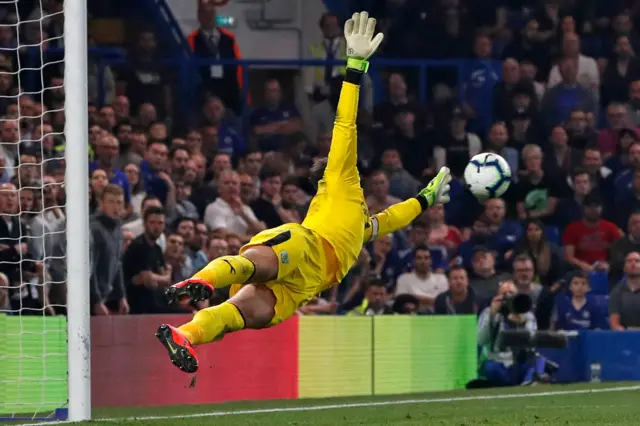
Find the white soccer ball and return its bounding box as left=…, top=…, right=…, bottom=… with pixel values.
left=463, top=153, right=512, bottom=201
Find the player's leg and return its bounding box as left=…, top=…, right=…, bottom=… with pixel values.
left=164, top=234, right=283, bottom=305
left=157, top=224, right=319, bottom=372
left=155, top=286, right=271, bottom=374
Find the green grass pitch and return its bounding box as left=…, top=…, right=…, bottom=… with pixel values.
left=13, top=383, right=640, bottom=425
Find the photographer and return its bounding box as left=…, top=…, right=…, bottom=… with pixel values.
left=477, top=280, right=546, bottom=386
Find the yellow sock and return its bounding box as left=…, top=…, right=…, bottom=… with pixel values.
left=178, top=302, right=246, bottom=345
left=193, top=255, right=256, bottom=288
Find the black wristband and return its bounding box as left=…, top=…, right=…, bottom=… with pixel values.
left=344, top=69, right=363, bottom=85
left=415, top=196, right=429, bottom=211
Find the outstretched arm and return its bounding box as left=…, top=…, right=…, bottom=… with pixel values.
left=322, top=12, right=383, bottom=187
left=363, top=167, right=452, bottom=242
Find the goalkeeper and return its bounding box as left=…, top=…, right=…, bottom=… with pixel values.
left=156, top=12, right=452, bottom=373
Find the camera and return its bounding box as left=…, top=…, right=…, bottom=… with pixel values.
left=499, top=293, right=533, bottom=317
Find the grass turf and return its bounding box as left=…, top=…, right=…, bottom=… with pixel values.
left=11, top=383, right=640, bottom=425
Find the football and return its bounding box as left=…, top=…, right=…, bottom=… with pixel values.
left=463, top=153, right=512, bottom=201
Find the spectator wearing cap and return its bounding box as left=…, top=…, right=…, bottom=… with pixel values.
left=506, top=104, right=538, bottom=150
left=601, top=35, right=640, bottom=108
left=434, top=266, right=477, bottom=315
left=599, top=103, right=640, bottom=159
left=433, top=107, right=482, bottom=178
left=187, top=0, right=243, bottom=115
left=541, top=57, right=598, bottom=131
left=562, top=191, right=623, bottom=273
left=250, top=79, right=303, bottom=153
left=609, top=251, right=640, bottom=330
left=492, top=59, right=538, bottom=123
left=610, top=212, right=640, bottom=285
left=486, top=122, right=519, bottom=179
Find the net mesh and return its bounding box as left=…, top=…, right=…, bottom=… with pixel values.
left=0, top=0, right=68, bottom=420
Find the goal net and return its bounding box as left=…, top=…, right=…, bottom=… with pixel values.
left=0, top=0, right=90, bottom=421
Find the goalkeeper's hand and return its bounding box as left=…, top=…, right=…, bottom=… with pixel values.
left=418, top=167, right=452, bottom=207
left=344, top=11, right=384, bottom=73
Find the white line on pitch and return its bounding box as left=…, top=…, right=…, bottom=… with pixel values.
left=16, top=384, right=640, bottom=425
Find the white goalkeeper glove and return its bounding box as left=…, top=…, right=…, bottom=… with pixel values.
left=344, top=11, right=384, bottom=73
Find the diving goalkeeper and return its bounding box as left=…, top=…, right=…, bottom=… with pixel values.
left=156, top=12, right=452, bottom=373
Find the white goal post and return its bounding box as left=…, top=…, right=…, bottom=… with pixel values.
left=64, top=0, right=91, bottom=421
left=0, top=0, right=90, bottom=422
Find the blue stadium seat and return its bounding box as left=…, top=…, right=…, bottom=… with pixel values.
left=588, top=271, right=610, bottom=295
left=545, top=225, right=561, bottom=245
left=590, top=294, right=609, bottom=313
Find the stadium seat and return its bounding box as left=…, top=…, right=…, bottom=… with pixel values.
left=588, top=271, right=610, bottom=295
left=545, top=225, right=561, bottom=245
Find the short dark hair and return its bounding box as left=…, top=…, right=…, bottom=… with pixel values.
left=448, top=265, right=468, bottom=277
left=571, top=167, right=589, bottom=179
left=318, top=12, right=339, bottom=28
left=259, top=167, right=281, bottom=182
left=414, top=244, right=430, bottom=255
left=366, top=278, right=387, bottom=290
left=282, top=176, right=300, bottom=188
left=141, top=195, right=160, bottom=209
left=170, top=146, right=189, bottom=159
left=143, top=206, right=165, bottom=221
left=176, top=217, right=195, bottom=227
left=571, top=270, right=589, bottom=282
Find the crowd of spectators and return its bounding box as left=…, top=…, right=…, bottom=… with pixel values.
left=2, top=0, right=640, bottom=334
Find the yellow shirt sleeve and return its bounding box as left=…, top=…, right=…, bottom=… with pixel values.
left=363, top=198, right=423, bottom=243
left=322, top=81, right=360, bottom=187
